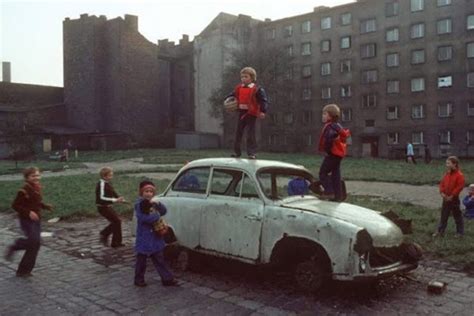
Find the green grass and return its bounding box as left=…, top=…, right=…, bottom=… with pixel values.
left=0, top=159, right=86, bottom=175
left=347, top=195, right=474, bottom=269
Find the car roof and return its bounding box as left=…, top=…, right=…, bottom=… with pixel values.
left=184, top=158, right=310, bottom=174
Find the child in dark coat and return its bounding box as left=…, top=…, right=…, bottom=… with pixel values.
left=5, top=167, right=53, bottom=277
left=463, top=184, right=474, bottom=219
left=134, top=180, right=177, bottom=287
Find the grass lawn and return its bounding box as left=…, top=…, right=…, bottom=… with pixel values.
left=0, top=159, right=86, bottom=175
left=31, top=148, right=473, bottom=185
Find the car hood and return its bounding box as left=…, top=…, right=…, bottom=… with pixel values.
left=281, top=199, right=404, bottom=247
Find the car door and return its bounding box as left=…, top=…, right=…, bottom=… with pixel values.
left=199, top=168, right=264, bottom=261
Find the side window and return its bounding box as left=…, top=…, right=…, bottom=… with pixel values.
left=210, top=169, right=235, bottom=195
left=235, top=174, right=260, bottom=199
left=173, top=167, right=209, bottom=193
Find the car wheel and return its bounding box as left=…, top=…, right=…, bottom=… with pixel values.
left=294, top=258, right=329, bottom=293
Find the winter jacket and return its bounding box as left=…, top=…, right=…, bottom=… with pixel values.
left=287, top=178, right=309, bottom=196
left=226, top=83, right=269, bottom=117
left=439, top=169, right=465, bottom=198
left=96, top=179, right=119, bottom=206
left=463, top=195, right=474, bottom=218
left=134, top=197, right=168, bottom=255
left=12, top=182, right=48, bottom=219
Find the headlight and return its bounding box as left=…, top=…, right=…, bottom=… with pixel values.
left=359, top=252, right=368, bottom=272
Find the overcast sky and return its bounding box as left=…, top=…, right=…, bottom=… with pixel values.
left=0, top=0, right=354, bottom=87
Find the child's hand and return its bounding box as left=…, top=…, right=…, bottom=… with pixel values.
left=259, top=113, right=266, bottom=119
left=43, top=203, right=54, bottom=212
left=29, top=211, right=39, bottom=221
left=117, top=197, right=125, bottom=203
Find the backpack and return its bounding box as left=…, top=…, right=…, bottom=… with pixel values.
left=331, top=126, right=351, bottom=158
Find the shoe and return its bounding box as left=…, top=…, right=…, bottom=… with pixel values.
left=99, top=234, right=108, bottom=246
left=248, top=155, right=256, bottom=160
left=4, top=246, right=14, bottom=262
left=432, top=232, right=444, bottom=238
left=16, top=272, right=33, bottom=278
left=162, top=279, right=179, bottom=286
left=111, top=243, right=125, bottom=248
left=231, top=154, right=241, bottom=158
left=134, top=282, right=147, bottom=287
left=454, top=233, right=464, bottom=239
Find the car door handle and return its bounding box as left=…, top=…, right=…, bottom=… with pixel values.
left=244, top=215, right=261, bottom=221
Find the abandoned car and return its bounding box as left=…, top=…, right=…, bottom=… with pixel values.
left=157, top=158, right=420, bottom=292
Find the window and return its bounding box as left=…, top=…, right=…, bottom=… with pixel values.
left=361, top=43, right=376, bottom=58
left=341, top=85, right=352, bottom=97
left=301, top=42, right=311, bottom=56
left=386, top=53, right=399, bottom=67
left=268, top=134, right=278, bottom=146
left=438, top=102, right=453, bottom=117
left=321, top=17, right=332, bottom=30
left=387, top=106, right=399, bottom=120
left=467, top=131, right=474, bottom=144
left=283, top=112, right=294, bottom=125
left=284, top=25, right=293, bottom=37
left=301, top=65, right=312, bottom=78
left=386, top=28, right=399, bottom=42
left=302, top=88, right=312, bottom=100
left=411, top=23, right=425, bottom=39
left=362, top=94, right=377, bottom=107
left=439, top=131, right=452, bottom=144
left=301, top=20, right=311, bottom=33
left=362, top=69, right=378, bottom=84
left=437, top=0, right=451, bottom=6
left=412, top=104, right=425, bottom=119
left=342, top=108, right=352, bottom=121
left=285, top=67, right=294, bottom=80
left=265, top=28, right=276, bottom=40
left=468, top=42, right=474, bottom=58
left=438, top=75, right=452, bottom=88
left=302, top=111, right=313, bottom=125
left=210, top=169, right=238, bottom=195
left=468, top=73, right=474, bottom=87
left=340, top=36, right=351, bottom=49
left=341, top=13, right=351, bottom=25
left=321, top=40, right=331, bottom=52
left=173, top=167, right=209, bottom=193
left=321, top=62, right=331, bottom=76
left=437, top=19, right=452, bottom=34
left=286, top=45, right=293, bottom=57
left=468, top=102, right=474, bottom=116
left=412, top=132, right=424, bottom=145
left=269, top=113, right=279, bottom=125
left=340, top=59, right=352, bottom=73
left=438, top=46, right=453, bottom=61
left=386, top=2, right=400, bottom=17
left=365, top=120, right=375, bottom=127
left=234, top=174, right=259, bottom=199
left=387, top=80, right=400, bottom=94
left=411, top=0, right=424, bottom=12
left=411, top=49, right=425, bottom=64
left=360, top=18, right=376, bottom=33
left=411, top=78, right=425, bottom=92
left=387, top=132, right=399, bottom=145
left=468, top=15, right=474, bottom=30
left=321, top=87, right=331, bottom=99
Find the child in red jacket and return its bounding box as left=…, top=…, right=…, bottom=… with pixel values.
left=318, top=104, right=350, bottom=202
left=433, top=156, right=465, bottom=238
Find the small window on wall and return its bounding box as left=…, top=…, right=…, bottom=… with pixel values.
left=362, top=94, right=377, bottom=108
left=411, top=23, right=425, bottom=39
left=266, top=28, right=276, bottom=40
left=437, top=0, right=451, bottom=7
left=302, top=88, right=312, bottom=100
left=387, top=132, right=399, bottom=145
left=467, top=130, right=474, bottom=144
left=340, top=59, right=352, bottom=73
left=438, top=75, right=452, bottom=88
left=321, top=17, right=332, bottom=30
left=468, top=102, right=474, bottom=116
left=341, top=13, right=352, bottom=25
left=387, top=80, right=400, bottom=94
left=321, top=62, right=331, bottom=76
left=361, top=43, right=376, bottom=58
left=341, top=85, right=352, bottom=97
left=468, top=42, right=474, bottom=58
left=321, top=40, right=331, bottom=52
left=302, top=111, right=312, bottom=125
left=284, top=25, right=293, bottom=37
left=411, top=0, right=424, bottom=12
left=321, top=87, right=332, bottom=99
left=437, top=19, right=452, bottom=35
left=386, top=28, right=399, bottom=42
left=438, top=102, right=453, bottom=117
left=301, top=20, right=311, bottom=33
left=301, top=65, right=312, bottom=78
left=362, top=69, right=378, bottom=84
left=411, top=78, right=425, bottom=92
left=468, top=73, right=474, bottom=87
left=284, top=112, right=294, bottom=125
left=438, top=46, right=453, bottom=61
left=386, top=2, right=399, bottom=17
left=412, top=131, right=424, bottom=144
left=387, top=106, right=399, bottom=120
left=411, top=49, right=425, bottom=64
left=439, top=131, right=452, bottom=144
left=286, top=45, right=294, bottom=57
left=301, top=42, right=312, bottom=56
left=468, top=15, right=474, bottom=30
left=386, top=53, right=399, bottom=67
left=360, top=18, right=376, bottom=33
left=269, top=134, right=278, bottom=146
left=412, top=104, right=425, bottom=119
left=365, top=120, right=375, bottom=127
left=341, top=108, right=352, bottom=122
left=340, top=36, right=351, bottom=49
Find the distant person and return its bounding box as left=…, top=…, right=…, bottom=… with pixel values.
left=96, top=167, right=125, bottom=248
left=424, top=144, right=432, bottom=164
left=288, top=177, right=309, bottom=196
left=318, top=104, right=351, bottom=202
left=463, top=184, right=474, bottom=219
left=225, top=66, right=269, bottom=160
left=433, top=156, right=465, bottom=238
left=4, top=167, right=53, bottom=277
left=176, top=173, right=200, bottom=191
left=406, top=142, right=416, bottom=164
left=134, top=180, right=177, bottom=287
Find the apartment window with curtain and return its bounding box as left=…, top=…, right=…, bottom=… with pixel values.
left=412, top=104, right=425, bottom=119
left=437, top=18, right=452, bottom=35
left=411, top=23, right=425, bottom=39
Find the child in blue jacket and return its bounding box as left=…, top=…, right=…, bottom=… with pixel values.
left=463, top=184, right=474, bottom=219
left=134, top=180, right=177, bottom=287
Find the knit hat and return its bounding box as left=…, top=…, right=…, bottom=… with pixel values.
left=139, top=180, right=156, bottom=196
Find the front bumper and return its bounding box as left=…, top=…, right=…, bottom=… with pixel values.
left=352, top=261, right=417, bottom=281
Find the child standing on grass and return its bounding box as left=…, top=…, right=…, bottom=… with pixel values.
left=134, top=180, right=177, bottom=287
left=96, top=167, right=125, bottom=248
left=433, top=156, right=465, bottom=238
left=225, top=66, right=269, bottom=160
left=318, top=104, right=350, bottom=202
left=4, top=167, right=53, bottom=277
left=463, top=184, right=474, bottom=219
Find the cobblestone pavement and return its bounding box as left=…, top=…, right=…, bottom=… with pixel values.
left=1, top=213, right=474, bottom=315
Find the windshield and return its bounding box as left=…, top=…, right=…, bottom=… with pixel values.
left=257, top=168, right=317, bottom=200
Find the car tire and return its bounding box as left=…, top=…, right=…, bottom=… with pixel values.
left=294, top=258, right=329, bottom=293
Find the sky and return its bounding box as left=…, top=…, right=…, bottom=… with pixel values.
left=0, top=0, right=354, bottom=87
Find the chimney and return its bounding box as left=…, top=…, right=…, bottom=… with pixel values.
left=2, top=62, right=11, bottom=82
left=124, top=14, right=138, bottom=31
